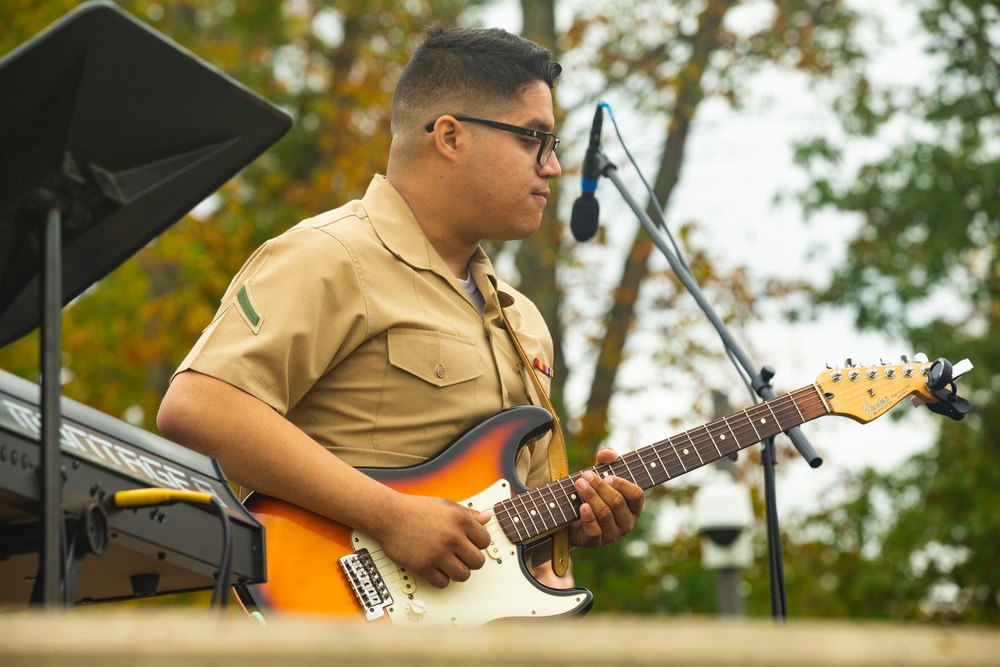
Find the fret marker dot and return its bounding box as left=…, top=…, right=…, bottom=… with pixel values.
left=651, top=462, right=657, bottom=468
left=760, top=418, right=767, bottom=424
left=602, top=472, right=610, bottom=477
left=720, top=434, right=726, bottom=440
left=513, top=517, right=520, bottom=523
left=549, top=502, right=555, bottom=508
left=683, top=448, right=689, bottom=455
left=530, top=510, right=536, bottom=516
left=570, top=493, right=577, bottom=500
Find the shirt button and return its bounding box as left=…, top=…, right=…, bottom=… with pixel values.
left=436, top=364, right=446, bottom=378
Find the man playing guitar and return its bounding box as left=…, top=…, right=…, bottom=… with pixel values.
left=157, top=25, right=644, bottom=605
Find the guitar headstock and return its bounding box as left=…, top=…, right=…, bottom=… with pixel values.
left=815, top=355, right=973, bottom=424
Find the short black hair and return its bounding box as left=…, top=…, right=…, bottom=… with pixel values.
left=392, top=26, right=561, bottom=134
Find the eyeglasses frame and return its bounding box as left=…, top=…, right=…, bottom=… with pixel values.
left=424, top=115, right=559, bottom=166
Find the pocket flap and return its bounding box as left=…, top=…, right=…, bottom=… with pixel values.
left=387, top=329, right=483, bottom=387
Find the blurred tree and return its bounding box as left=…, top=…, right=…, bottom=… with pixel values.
left=517, top=0, right=568, bottom=414
left=789, top=0, right=1000, bottom=623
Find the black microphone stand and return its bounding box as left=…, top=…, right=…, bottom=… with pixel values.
left=589, top=148, right=823, bottom=620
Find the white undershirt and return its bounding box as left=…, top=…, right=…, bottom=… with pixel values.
left=458, top=271, right=485, bottom=315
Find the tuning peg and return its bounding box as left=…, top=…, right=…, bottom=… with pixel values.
left=844, top=357, right=854, bottom=368
left=901, top=354, right=909, bottom=363
left=914, top=352, right=929, bottom=363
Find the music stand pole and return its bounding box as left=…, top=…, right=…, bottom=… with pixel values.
left=40, top=200, right=65, bottom=605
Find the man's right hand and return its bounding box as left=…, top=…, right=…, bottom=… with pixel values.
left=159, top=372, right=494, bottom=589
left=372, top=493, right=492, bottom=589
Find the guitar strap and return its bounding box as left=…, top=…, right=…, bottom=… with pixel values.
left=499, top=307, right=570, bottom=578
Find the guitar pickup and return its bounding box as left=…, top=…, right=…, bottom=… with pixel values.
left=339, top=548, right=393, bottom=621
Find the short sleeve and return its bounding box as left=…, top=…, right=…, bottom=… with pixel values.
left=175, top=226, right=370, bottom=415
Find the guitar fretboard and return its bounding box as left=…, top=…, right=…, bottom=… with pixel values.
left=493, top=384, right=830, bottom=545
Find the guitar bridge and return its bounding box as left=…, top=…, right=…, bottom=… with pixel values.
left=339, top=548, right=393, bottom=621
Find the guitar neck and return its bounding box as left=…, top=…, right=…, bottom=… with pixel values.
left=494, top=383, right=830, bottom=545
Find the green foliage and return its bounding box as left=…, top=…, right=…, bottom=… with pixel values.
left=790, top=0, right=1000, bottom=623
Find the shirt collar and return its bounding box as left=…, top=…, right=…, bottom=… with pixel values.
left=362, top=175, right=435, bottom=271
left=362, top=174, right=498, bottom=287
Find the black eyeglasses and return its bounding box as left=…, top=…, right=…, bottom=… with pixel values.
left=425, top=115, right=559, bottom=166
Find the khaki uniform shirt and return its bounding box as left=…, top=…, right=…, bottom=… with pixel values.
left=176, top=175, right=553, bottom=488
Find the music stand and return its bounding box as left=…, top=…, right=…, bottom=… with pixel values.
left=0, top=0, right=292, bottom=604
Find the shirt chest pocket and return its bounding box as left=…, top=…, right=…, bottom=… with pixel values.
left=387, top=328, right=483, bottom=387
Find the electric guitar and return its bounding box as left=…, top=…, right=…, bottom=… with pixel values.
left=234, top=356, right=971, bottom=626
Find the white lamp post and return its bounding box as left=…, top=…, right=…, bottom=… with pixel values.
left=692, top=468, right=755, bottom=615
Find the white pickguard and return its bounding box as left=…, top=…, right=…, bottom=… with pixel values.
left=350, top=479, right=590, bottom=627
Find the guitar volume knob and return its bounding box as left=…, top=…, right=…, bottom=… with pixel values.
left=406, top=599, right=427, bottom=621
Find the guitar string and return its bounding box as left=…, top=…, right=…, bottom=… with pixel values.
left=362, top=516, right=514, bottom=597
left=490, top=388, right=819, bottom=534
left=354, top=368, right=920, bottom=602
left=491, top=371, right=916, bottom=535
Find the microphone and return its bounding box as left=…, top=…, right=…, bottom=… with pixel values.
left=570, top=103, right=604, bottom=242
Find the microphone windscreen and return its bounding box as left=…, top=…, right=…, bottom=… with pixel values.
left=570, top=195, right=600, bottom=242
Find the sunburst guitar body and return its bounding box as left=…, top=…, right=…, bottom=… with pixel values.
left=235, top=356, right=971, bottom=627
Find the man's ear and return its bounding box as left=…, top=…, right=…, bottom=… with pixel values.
left=427, top=115, right=466, bottom=165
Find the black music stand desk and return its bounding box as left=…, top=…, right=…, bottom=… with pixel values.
left=0, top=0, right=291, bottom=605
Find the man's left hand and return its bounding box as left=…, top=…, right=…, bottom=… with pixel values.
left=568, top=447, right=645, bottom=548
